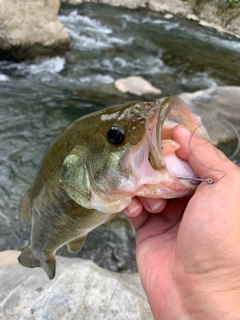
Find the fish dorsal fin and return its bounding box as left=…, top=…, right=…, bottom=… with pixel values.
left=67, top=236, right=86, bottom=253
left=18, top=190, right=31, bottom=224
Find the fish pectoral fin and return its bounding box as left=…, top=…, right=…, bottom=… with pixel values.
left=67, top=236, right=87, bottom=253
left=18, top=245, right=56, bottom=280
left=18, top=190, right=31, bottom=224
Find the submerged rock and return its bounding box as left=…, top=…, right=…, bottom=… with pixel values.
left=0, top=0, right=70, bottom=61
left=0, top=251, right=153, bottom=320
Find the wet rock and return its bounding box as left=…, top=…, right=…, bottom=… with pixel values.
left=115, top=76, right=161, bottom=96
left=0, top=0, right=70, bottom=61
left=148, top=0, right=191, bottom=15
left=61, top=0, right=146, bottom=8
left=179, top=86, right=240, bottom=144
left=0, top=251, right=153, bottom=320
left=61, top=0, right=191, bottom=13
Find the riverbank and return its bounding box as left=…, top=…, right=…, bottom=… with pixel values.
left=61, top=0, right=240, bottom=37
left=0, top=0, right=239, bottom=61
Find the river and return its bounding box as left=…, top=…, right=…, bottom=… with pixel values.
left=0, top=3, right=239, bottom=272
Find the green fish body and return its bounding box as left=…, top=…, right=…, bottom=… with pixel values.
left=18, top=97, right=209, bottom=279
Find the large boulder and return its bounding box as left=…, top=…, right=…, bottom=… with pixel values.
left=0, top=251, right=153, bottom=320
left=0, top=0, right=70, bottom=61
left=114, top=80, right=240, bottom=145
left=178, top=86, right=240, bottom=145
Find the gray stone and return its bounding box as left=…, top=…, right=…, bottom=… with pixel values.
left=0, top=251, right=153, bottom=320
left=0, top=0, right=70, bottom=61
left=61, top=0, right=191, bottom=13
left=115, top=76, right=161, bottom=96
left=178, top=86, right=240, bottom=144
left=148, top=0, right=191, bottom=15
left=196, top=2, right=240, bottom=36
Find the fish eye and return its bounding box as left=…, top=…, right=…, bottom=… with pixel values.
left=107, top=126, right=125, bottom=145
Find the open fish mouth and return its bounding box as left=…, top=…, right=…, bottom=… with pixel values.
left=122, top=96, right=210, bottom=200
left=146, top=97, right=172, bottom=170
left=60, top=96, right=209, bottom=214
left=147, top=96, right=209, bottom=173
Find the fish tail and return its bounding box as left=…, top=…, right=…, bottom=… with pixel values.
left=18, top=246, right=41, bottom=268
left=18, top=246, right=56, bottom=280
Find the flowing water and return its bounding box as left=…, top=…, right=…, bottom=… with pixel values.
left=0, top=3, right=239, bottom=272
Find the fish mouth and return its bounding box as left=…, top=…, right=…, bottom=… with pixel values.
left=130, top=96, right=210, bottom=196
left=146, top=97, right=172, bottom=170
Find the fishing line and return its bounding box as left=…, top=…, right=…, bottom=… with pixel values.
left=178, top=119, right=240, bottom=185
left=103, top=272, right=122, bottom=319
left=223, top=119, right=240, bottom=160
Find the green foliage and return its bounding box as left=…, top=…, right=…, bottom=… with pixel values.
left=186, top=0, right=240, bottom=10
left=227, top=0, right=239, bottom=9
left=187, top=0, right=239, bottom=7
left=227, top=0, right=239, bottom=7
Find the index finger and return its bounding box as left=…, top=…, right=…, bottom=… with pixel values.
left=172, top=125, right=238, bottom=182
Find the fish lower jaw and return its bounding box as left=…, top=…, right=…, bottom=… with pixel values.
left=124, top=150, right=198, bottom=199
left=133, top=177, right=196, bottom=199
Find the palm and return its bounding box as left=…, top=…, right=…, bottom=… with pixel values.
left=135, top=197, right=189, bottom=317
left=124, top=126, right=240, bottom=319
left=135, top=178, right=240, bottom=318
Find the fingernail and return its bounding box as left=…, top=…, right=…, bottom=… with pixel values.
left=146, top=199, right=163, bottom=212
left=178, top=124, right=191, bottom=136
left=126, top=201, right=140, bottom=215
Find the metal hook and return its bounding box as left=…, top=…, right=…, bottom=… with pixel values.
left=177, top=177, right=214, bottom=184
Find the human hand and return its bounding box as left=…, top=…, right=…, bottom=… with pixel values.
left=123, top=125, right=240, bottom=320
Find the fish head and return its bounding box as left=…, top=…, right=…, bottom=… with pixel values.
left=60, top=97, right=209, bottom=214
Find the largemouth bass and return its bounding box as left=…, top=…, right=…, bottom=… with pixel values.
left=18, top=96, right=208, bottom=279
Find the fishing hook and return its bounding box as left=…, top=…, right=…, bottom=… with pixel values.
left=177, top=177, right=214, bottom=184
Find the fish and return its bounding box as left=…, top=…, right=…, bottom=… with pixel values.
left=18, top=96, right=209, bottom=279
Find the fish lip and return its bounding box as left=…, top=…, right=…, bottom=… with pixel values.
left=144, top=96, right=207, bottom=190
left=146, top=97, right=174, bottom=171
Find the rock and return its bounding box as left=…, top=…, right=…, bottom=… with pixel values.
left=0, top=251, right=153, bottom=320
left=194, top=1, right=240, bottom=36
left=114, top=76, right=161, bottom=96
left=148, top=0, right=191, bottom=15
left=178, top=86, right=240, bottom=145
left=61, top=0, right=191, bottom=14
left=0, top=0, right=70, bottom=61
left=62, top=0, right=83, bottom=4
left=61, top=0, right=148, bottom=8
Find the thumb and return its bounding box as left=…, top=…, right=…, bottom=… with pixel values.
left=172, top=124, right=235, bottom=181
